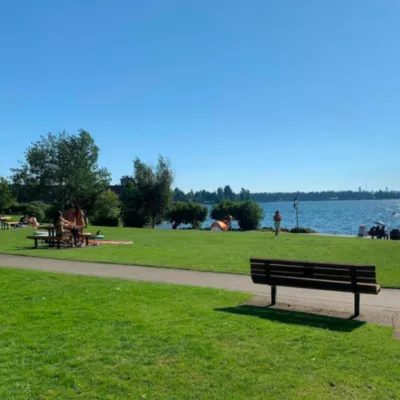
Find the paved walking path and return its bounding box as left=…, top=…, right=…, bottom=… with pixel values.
left=0, top=254, right=399, bottom=329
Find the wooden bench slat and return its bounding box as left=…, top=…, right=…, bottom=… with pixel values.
left=268, top=271, right=377, bottom=284
left=250, top=258, right=376, bottom=271
left=266, top=265, right=376, bottom=278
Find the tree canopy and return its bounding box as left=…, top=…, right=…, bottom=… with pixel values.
left=0, top=177, right=15, bottom=213
left=121, top=156, right=173, bottom=228
left=11, top=130, right=110, bottom=215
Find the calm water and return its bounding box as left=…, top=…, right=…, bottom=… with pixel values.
left=160, top=200, right=400, bottom=235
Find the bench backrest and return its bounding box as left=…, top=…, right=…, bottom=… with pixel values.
left=250, top=258, right=379, bottom=294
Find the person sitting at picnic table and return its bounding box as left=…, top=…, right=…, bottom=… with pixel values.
left=27, top=215, right=39, bottom=229
left=74, top=206, right=87, bottom=247
left=17, top=215, right=29, bottom=227
left=55, top=211, right=74, bottom=247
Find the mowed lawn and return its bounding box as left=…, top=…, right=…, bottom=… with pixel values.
left=1, top=267, right=399, bottom=399
left=0, top=226, right=399, bottom=287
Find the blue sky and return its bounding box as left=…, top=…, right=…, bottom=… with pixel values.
left=1, top=0, right=399, bottom=192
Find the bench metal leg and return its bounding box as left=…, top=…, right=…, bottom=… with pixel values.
left=34, top=239, right=38, bottom=249
left=354, top=293, right=360, bottom=316
left=271, top=285, right=277, bottom=306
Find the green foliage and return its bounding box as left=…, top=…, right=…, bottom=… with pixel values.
left=167, top=202, right=208, bottom=229
left=9, top=202, right=28, bottom=216
left=211, top=200, right=264, bottom=230
left=25, top=201, right=49, bottom=222
left=0, top=177, right=15, bottom=213
left=120, top=156, right=173, bottom=228
left=91, top=190, right=120, bottom=227
left=290, top=227, right=317, bottom=234
left=235, top=200, right=264, bottom=230
left=120, top=181, right=149, bottom=228
left=45, top=202, right=63, bottom=223
left=11, top=130, right=111, bottom=215
left=211, top=200, right=237, bottom=221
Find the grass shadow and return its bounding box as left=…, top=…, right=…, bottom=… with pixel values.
left=216, top=305, right=365, bottom=332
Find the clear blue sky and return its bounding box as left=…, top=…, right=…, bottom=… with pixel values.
left=1, top=0, right=399, bottom=192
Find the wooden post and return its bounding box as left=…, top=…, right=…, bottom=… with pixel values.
left=271, top=285, right=277, bottom=305
left=354, top=293, right=360, bottom=316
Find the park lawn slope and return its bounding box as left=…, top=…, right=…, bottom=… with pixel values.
left=0, top=227, right=399, bottom=287
left=0, top=267, right=399, bottom=399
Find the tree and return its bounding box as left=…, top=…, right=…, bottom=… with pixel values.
left=120, top=181, right=149, bottom=228
left=216, top=187, right=225, bottom=202
left=239, top=188, right=251, bottom=201
left=224, top=185, right=235, bottom=201
left=11, top=130, right=111, bottom=216
left=173, top=187, right=187, bottom=202
left=91, top=190, right=121, bottom=226
left=167, top=202, right=208, bottom=229
left=120, top=156, right=173, bottom=228
left=0, top=177, right=15, bottom=213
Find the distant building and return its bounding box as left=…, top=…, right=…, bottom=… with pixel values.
left=358, top=186, right=362, bottom=193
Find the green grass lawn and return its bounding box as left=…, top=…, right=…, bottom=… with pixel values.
left=1, top=267, right=399, bottom=399
left=0, top=225, right=400, bottom=287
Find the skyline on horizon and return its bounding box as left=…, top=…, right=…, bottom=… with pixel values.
left=1, top=1, right=399, bottom=193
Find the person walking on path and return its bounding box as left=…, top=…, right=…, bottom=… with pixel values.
left=273, top=210, right=282, bottom=238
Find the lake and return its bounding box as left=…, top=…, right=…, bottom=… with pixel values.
left=160, top=200, right=400, bottom=235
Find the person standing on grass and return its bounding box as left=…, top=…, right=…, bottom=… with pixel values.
left=273, top=210, right=282, bottom=238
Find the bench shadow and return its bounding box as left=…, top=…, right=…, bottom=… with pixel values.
left=215, top=305, right=365, bottom=332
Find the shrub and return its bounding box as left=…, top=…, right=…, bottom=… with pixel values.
left=9, top=203, right=29, bottom=215
left=25, top=201, right=49, bottom=222
left=290, top=227, right=316, bottom=234
left=45, top=202, right=63, bottom=223
left=210, top=200, right=238, bottom=221
left=211, top=200, right=264, bottom=231
left=167, top=202, right=208, bottom=229
left=235, top=200, right=264, bottom=230
left=91, top=190, right=121, bottom=227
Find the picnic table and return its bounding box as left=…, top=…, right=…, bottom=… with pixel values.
left=27, top=224, right=91, bottom=248
left=1, top=217, right=12, bottom=230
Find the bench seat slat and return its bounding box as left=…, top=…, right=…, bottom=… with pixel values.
left=266, top=276, right=380, bottom=294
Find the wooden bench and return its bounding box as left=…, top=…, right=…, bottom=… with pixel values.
left=27, top=235, right=69, bottom=249
left=250, top=258, right=380, bottom=316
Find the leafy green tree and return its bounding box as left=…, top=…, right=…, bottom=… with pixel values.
left=0, top=177, right=15, bottom=213
left=120, top=156, right=173, bottom=228
left=167, top=202, right=208, bottom=229
left=11, top=130, right=110, bottom=216
left=91, top=190, right=121, bottom=226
